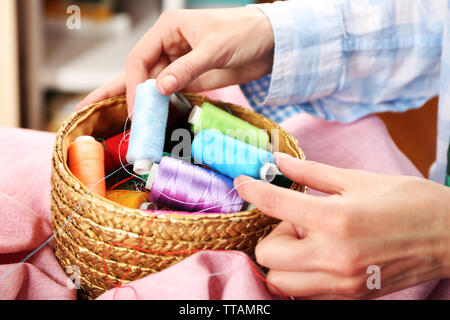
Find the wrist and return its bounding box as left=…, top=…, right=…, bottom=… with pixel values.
left=425, top=180, right=450, bottom=278
left=440, top=197, right=450, bottom=278
left=244, top=6, right=275, bottom=59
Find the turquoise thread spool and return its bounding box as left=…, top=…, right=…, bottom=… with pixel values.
left=188, top=102, right=271, bottom=150
left=126, top=79, right=170, bottom=175
left=191, top=129, right=278, bottom=182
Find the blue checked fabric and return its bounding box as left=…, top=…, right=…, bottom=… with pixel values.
left=241, top=0, right=450, bottom=185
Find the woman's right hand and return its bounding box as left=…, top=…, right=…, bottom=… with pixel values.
left=75, top=7, right=275, bottom=113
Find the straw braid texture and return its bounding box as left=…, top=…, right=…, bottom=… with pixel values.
left=51, top=94, right=306, bottom=299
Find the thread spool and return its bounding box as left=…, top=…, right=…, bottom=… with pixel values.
left=272, top=173, right=294, bottom=189
left=106, top=189, right=149, bottom=209
left=446, top=146, right=450, bottom=187
left=148, top=156, right=244, bottom=213
left=102, top=104, right=187, bottom=175
left=140, top=153, right=172, bottom=182
left=139, top=202, right=161, bottom=211
left=191, top=129, right=278, bottom=182
left=188, top=102, right=271, bottom=150
left=170, top=92, right=193, bottom=113
left=164, top=101, right=193, bottom=153
left=103, top=130, right=130, bottom=174
left=126, top=79, right=170, bottom=175
left=68, top=136, right=106, bottom=197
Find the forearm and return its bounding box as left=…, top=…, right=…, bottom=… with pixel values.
left=436, top=184, right=450, bottom=278
left=411, top=178, right=450, bottom=280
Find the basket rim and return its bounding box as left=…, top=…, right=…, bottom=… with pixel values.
left=51, top=190, right=277, bottom=246
left=53, top=94, right=306, bottom=221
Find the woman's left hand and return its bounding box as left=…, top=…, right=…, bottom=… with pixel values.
left=235, top=153, right=450, bottom=299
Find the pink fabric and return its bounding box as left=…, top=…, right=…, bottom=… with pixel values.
left=99, top=251, right=276, bottom=300
left=0, top=86, right=448, bottom=300
left=0, top=127, right=76, bottom=300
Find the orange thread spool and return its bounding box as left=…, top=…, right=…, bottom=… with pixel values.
left=106, top=190, right=149, bottom=209
left=68, top=136, right=106, bottom=197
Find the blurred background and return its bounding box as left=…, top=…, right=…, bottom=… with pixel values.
left=0, top=0, right=438, bottom=177
left=1, top=0, right=261, bottom=132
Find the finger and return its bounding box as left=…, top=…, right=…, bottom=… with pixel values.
left=156, top=45, right=220, bottom=96
left=234, top=176, right=340, bottom=229
left=184, top=69, right=242, bottom=92
left=267, top=270, right=363, bottom=298
left=275, top=153, right=359, bottom=194
left=255, top=222, right=320, bottom=271
left=125, top=27, right=164, bottom=113
left=125, top=56, right=152, bottom=115
left=263, top=221, right=299, bottom=240
left=147, top=54, right=171, bottom=79
left=185, top=55, right=273, bottom=92
left=264, top=220, right=309, bottom=240
left=75, top=74, right=125, bottom=111
left=264, top=219, right=307, bottom=242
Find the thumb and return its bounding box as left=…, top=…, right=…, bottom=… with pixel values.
left=156, top=46, right=218, bottom=95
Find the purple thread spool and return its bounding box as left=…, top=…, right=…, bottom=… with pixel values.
left=148, top=157, right=243, bottom=213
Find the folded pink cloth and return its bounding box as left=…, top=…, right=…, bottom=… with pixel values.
left=0, top=86, right=448, bottom=300
left=99, top=250, right=277, bottom=300
left=0, top=127, right=76, bottom=300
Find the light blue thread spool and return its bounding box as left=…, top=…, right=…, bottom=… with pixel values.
left=126, top=79, right=170, bottom=175
left=191, top=129, right=278, bottom=182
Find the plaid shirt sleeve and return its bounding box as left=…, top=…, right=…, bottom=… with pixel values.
left=241, top=0, right=444, bottom=124
left=430, top=0, right=450, bottom=185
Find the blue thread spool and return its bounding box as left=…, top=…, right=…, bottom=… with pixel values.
left=191, top=129, right=278, bottom=182
left=126, top=79, right=170, bottom=175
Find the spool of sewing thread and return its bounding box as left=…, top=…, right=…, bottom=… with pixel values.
left=147, top=156, right=243, bottom=213
left=446, top=145, right=450, bottom=187
left=170, top=92, right=193, bottom=113
left=140, top=202, right=166, bottom=211
left=272, top=174, right=294, bottom=189
left=103, top=102, right=187, bottom=175
left=106, top=189, right=149, bottom=209
left=126, top=79, right=170, bottom=175
left=188, top=102, right=271, bottom=150
left=164, top=101, right=192, bottom=153
left=140, top=153, right=172, bottom=182
left=103, top=130, right=130, bottom=174
left=68, top=136, right=106, bottom=197
left=191, top=129, right=278, bottom=182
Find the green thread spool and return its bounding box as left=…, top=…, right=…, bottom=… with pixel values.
left=188, top=102, right=271, bottom=150
left=446, top=144, right=450, bottom=187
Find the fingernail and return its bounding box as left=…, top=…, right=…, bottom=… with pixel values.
left=234, top=176, right=243, bottom=187
left=274, top=152, right=292, bottom=166
left=274, top=152, right=292, bottom=159
left=158, top=75, right=178, bottom=95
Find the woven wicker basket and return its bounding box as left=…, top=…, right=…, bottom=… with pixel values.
left=50, top=94, right=306, bottom=299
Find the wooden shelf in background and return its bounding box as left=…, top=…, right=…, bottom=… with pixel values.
left=0, top=0, right=20, bottom=128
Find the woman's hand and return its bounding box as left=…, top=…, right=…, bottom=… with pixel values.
left=235, top=153, right=450, bottom=299
left=75, top=7, right=274, bottom=113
